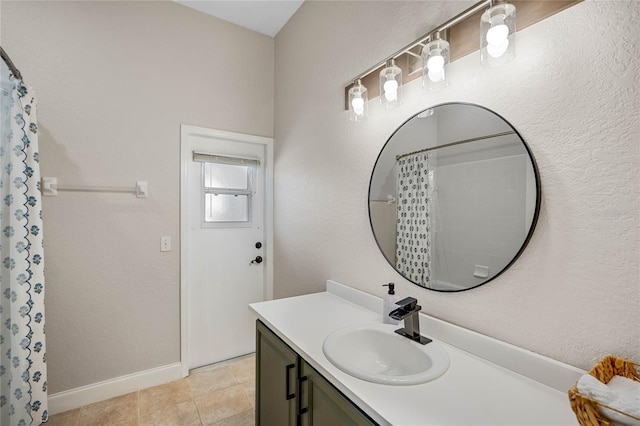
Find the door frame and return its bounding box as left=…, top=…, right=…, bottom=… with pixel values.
left=180, top=124, right=274, bottom=377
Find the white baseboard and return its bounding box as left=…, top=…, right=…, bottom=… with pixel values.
left=48, top=362, right=182, bottom=415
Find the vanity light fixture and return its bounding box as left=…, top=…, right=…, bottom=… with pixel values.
left=422, top=31, right=450, bottom=91
left=344, top=0, right=499, bottom=118
left=480, top=0, right=516, bottom=67
left=349, top=79, right=369, bottom=121
left=379, top=58, right=402, bottom=108
left=345, top=0, right=578, bottom=118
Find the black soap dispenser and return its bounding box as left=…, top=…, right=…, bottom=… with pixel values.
left=382, top=283, right=399, bottom=325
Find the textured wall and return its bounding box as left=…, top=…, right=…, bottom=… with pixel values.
left=1, top=1, right=274, bottom=393
left=274, top=0, right=639, bottom=370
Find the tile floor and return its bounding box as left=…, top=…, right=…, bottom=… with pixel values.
left=48, top=354, right=256, bottom=426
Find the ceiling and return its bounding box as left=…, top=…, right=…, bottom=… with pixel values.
left=174, top=1, right=305, bottom=37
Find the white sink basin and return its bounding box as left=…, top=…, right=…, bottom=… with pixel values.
left=322, top=322, right=450, bottom=385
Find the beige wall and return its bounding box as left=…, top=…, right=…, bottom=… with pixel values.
left=274, top=0, right=639, bottom=370
left=1, top=1, right=274, bottom=393
left=1, top=0, right=637, bottom=396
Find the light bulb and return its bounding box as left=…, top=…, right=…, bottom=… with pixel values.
left=379, top=59, right=402, bottom=108
left=383, top=79, right=398, bottom=101
left=428, top=68, right=444, bottom=82
left=486, top=21, right=508, bottom=45
left=351, top=96, right=364, bottom=115
left=422, top=36, right=450, bottom=90
left=427, top=54, right=445, bottom=72
left=427, top=53, right=445, bottom=81
left=487, top=38, right=509, bottom=57
left=384, top=90, right=398, bottom=102
left=383, top=78, right=398, bottom=93
left=480, top=2, right=516, bottom=67
left=348, top=79, right=368, bottom=120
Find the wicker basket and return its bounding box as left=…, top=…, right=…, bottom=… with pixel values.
left=568, top=355, right=640, bottom=425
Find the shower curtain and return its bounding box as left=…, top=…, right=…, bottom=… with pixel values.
left=396, top=152, right=431, bottom=286
left=0, top=61, right=48, bottom=425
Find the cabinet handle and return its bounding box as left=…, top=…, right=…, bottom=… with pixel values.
left=285, top=363, right=295, bottom=400
left=299, top=376, right=309, bottom=416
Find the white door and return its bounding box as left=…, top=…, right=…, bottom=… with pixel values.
left=181, top=126, right=273, bottom=373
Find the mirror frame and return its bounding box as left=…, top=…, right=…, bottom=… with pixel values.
left=368, top=102, right=542, bottom=292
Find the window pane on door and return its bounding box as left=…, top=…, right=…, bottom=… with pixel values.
left=204, top=163, right=249, bottom=190
left=205, top=193, right=249, bottom=222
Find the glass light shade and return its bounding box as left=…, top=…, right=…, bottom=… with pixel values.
left=349, top=79, right=368, bottom=121
left=422, top=37, right=450, bottom=91
left=379, top=59, right=402, bottom=108
left=480, top=2, right=516, bottom=67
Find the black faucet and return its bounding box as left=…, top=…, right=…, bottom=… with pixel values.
left=389, top=297, right=432, bottom=345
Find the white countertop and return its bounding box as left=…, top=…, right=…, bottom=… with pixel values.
left=250, top=282, right=580, bottom=426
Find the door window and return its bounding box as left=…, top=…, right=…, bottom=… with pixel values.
left=203, top=162, right=251, bottom=224
left=194, top=153, right=259, bottom=228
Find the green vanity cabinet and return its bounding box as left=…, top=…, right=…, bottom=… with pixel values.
left=299, top=359, right=377, bottom=426
left=256, top=320, right=298, bottom=426
left=256, top=320, right=378, bottom=426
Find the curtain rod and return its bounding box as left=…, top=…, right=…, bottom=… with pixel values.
left=1, top=46, right=23, bottom=81
left=396, top=131, right=515, bottom=160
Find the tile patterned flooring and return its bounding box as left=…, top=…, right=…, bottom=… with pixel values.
left=48, top=354, right=256, bottom=426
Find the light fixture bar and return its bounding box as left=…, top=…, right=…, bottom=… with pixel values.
left=347, top=0, right=491, bottom=84
left=344, top=0, right=582, bottom=109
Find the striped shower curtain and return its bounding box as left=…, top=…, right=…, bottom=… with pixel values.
left=1, top=60, right=48, bottom=425
left=396, top=152, right=431, bottom=287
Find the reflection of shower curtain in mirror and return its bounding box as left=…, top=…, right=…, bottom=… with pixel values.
left=396, top=152, right=431, bottom=286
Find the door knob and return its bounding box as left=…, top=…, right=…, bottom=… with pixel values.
left=255, top=242, right=262, bottom=249
left=250, top=256, right=263, bottom=265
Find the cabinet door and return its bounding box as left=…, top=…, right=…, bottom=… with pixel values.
left=300, top=360, right=377, bottom=426
left=256, top=320, right=298, bottom=426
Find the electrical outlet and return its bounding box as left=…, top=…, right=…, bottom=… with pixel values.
left=160, top=236, right=171, bottom=252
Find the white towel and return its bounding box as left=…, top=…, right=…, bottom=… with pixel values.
left=577, top=373, right=640, bottom=426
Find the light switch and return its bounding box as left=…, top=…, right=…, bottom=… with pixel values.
left=160, top=236, right=171, bottom=252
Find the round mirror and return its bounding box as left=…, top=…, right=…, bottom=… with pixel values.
left=369, top=103, right=540, bottom=292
